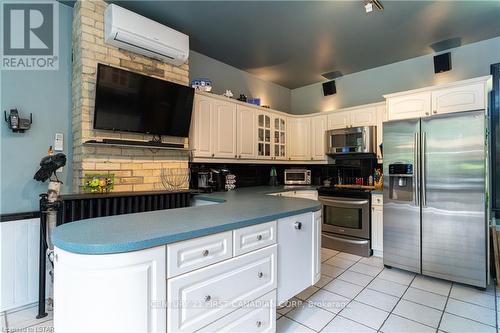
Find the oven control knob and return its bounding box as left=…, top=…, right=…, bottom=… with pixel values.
left=294, top=222, right=302, bottom=230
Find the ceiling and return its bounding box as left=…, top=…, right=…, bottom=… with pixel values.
left=108, top=1, right=500, bottom=89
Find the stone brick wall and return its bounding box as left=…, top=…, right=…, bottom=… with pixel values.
left=72, top=0, right=191, bottom=192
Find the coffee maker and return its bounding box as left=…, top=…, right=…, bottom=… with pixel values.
left=210, top=167, right=230, bottom=192
left=194, top=167, right=230, bottom=192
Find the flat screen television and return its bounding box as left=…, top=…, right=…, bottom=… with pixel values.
left=93, top=63, right=195, bottom=137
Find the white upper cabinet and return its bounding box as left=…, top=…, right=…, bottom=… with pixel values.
left=272, top=115, right=287, bottom=160
left=327, top=110, right=350, bottom=129
left=213, top=101, right=238, bottom=158
left=236, top=105, right=257, bottom=159
left=431, top=82, right=485, bottom=116
left=386, top=92, right=432, bottom=120
left=310, top=114, right=327, bottom=161
left=288, top=117, right=310, bottom=161
left=385, top=76, right=490, bottom=121
left=190, top=94, right=214, bottom=158
left=350, top=106, right=378, bottom=127
left=256, top=112, right=272, bottom=159
left=327, top=106, right=377, bottom=129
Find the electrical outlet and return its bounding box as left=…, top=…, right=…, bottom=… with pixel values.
left=54, top=133, right=64, bottom=151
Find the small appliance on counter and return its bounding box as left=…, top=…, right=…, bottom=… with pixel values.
left=196, top=170, right=213, bottom=193
left=193, top=166, right=231, bottom=193
left=284, top=168, right=311, bottom=185
left=211, top=167, right=230, bottom=192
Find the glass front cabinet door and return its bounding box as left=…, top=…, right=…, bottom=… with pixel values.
left=257, top=113, right=272, bottom=158
left=257, top=112, right=286, bottom=160
left=273, top=116, right=287, bottom=160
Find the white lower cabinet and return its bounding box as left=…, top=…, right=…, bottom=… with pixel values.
left=371, top=194, right=383, bottom=257
left=277, top=213, right=314, bottom=305
left=312, top=210, right=321, bottom=284
left=233, top=221, right=277, bottom=256
left=167, top=245, right=277, bottom=332
left=55, top=211, right=320, bottom=333
left=198, top=290, right=276, bottom=333
left=54, top=246, right=166, bottom=333
left=166, top=231, right=233, bottom=278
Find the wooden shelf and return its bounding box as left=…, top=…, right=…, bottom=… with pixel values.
left=83, top=140, right=191, bottom=151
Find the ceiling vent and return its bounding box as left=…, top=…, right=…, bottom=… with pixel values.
left=321, top=71, right=343, bottom=80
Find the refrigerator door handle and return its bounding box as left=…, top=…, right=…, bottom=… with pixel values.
left=422, top=132, right=427, bottom=207
left=414, top=132, right=419, bottom=206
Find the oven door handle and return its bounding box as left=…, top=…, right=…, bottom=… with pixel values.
left=323, top=234, right=369, bottom=245
left=319, top=197, right=369, bottom=206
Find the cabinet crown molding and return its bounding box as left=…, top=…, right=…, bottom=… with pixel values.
left=383, top=75, right=492, bottom=99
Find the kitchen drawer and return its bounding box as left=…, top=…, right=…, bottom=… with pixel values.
left=372, top=194, right=383, bottom=206
left=166, top=231, right=233, bottom=278
left=233, top=221, right=276, bottom=256
left=167, top=245, right=277, bottom=332
left=197, top=290, right=276, bottom=333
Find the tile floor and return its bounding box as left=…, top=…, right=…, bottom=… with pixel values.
left=277, top=248, right=500, bottom=333
left=1, top=248, right=499, bottom=333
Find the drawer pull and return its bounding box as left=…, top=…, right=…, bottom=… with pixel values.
left=204, top=295, right=211, bottom=302
left=257, top=272, right=263, bottom=278
left=202, top=249, right=209, bottom=257
left=294, top=222, right=302, bottom=230
left=257, top=234, right=263, bottom=241
left=256, top=321, right=262, bottom=328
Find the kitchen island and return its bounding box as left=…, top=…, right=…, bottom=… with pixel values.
left=52, top=187, right=322, bottom=333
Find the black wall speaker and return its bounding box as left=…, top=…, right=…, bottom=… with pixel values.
left=322, top=80, right=336, bottom=96
left=434, top=52, right=451, bottom=73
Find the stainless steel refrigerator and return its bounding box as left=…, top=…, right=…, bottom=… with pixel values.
left=383, top=110, right=487, bottom=288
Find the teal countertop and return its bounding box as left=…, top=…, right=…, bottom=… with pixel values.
left=53, top=186, right=321, bottom=255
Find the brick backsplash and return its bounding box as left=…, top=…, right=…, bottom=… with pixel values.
left=71, top=0, right=190, bottom=192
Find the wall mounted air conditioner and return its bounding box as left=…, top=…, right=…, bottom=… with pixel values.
left=104, top=4, right=189, bottom=66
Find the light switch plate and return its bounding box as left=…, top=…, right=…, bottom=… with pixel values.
left=54, top=133, right=63, bottom=151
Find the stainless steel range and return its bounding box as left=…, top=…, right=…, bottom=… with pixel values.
left=318, top=187, right=371, bottom=257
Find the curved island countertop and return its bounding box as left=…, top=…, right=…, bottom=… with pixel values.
left=52, top=186, right=321, bottom=255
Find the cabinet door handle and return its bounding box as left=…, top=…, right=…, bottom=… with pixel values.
left=211, top=153, right=215, bottom=157
left=234, top=154, right=237, bottom=158
left=433, top=110, right=437, bottom=114
left=425, top=112, right=430, bottom=116
left=204, top=295, right=211, bottom=302
left=294, top=222, right=302, bottom=230
left=256, top=321, right=262, bottom=328
left=257, top=272, right=264, bottom=278
left=202, top=249, right=209, bottom=257
left=257, top=234, right=263, bottom=241
left=239, top=155, right=241, bottom=158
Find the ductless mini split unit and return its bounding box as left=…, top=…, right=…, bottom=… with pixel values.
left=104, top=4, right=189, bottom=66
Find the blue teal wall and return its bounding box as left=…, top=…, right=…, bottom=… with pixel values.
left=189, top=51, right=291, bottom=113
left=0, top=3, right=73, bottom=215
left=291, top=37, right=500, bottom=114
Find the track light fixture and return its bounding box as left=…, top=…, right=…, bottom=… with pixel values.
left=364, top=0, right=383, bottom=13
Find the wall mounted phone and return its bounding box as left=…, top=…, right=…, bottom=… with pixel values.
left=4, top=108, right=32, bottom=133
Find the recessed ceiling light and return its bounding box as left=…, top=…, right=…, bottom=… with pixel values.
left=365, top=2, right=373, bottom=13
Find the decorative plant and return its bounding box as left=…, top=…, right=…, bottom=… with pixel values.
left=82, top=173, right=114, bottom=193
